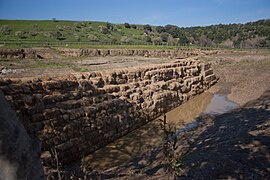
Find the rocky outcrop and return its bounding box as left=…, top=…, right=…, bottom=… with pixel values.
left=0, top=90, right=45, bottom=180
left=0, top=48, right=219, bottom=59
left=0, top=58, right=217, bottom=164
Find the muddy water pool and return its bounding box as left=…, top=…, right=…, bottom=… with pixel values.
left=82, top=92, right=239, bottom=170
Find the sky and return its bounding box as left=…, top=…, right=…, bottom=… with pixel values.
left=0, top=0, right=269, bottom=27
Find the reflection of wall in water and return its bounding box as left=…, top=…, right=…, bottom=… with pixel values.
left=165, top=92, right=213, bottom=127
left=82, top=92, right=213, bottom=171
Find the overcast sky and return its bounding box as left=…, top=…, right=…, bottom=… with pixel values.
left=0, top=0, right=269, bottom=27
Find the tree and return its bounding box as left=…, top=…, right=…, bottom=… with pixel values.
left=52, top=31, right=65, bottom=40
left=143, top=24, right=152, bottom=32
left=160, top=33, right=169, bottom=42
left=156, top=26, right=165, bottom=33
left=145, top=36, right=152, bottom=43
left=131, top=24, right=137, bottom=29
left=100, top=26, right=110, bottom=34
left=106, top=22, right=114, bottom=31
left=124, top=23, right=130, bottom=28
left=152, top=37, right=162, bottom=45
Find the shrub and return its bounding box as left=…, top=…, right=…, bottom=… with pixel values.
left=15, top=31, right=27, bottom=39
left=124, top=23, right=130, bottom=28
left=29, top=31, right=38, bottom=36
left=145, top=36, right=152, bottom=43
left=106, top=22, right=114, bottom=30
left=143, top=24, right=152, bottom=32
left=121, top=36, right=130, bottom=44
left=131, top=24, right=137, bottom=29
left=161, top=33, right=169, bottom=42
left=88, top=34, right=98, bottom=41
left=152, top=37, right=162, bottom=45
left=0, top=25, right=11, bottom=35
left=52, top=31, right=65, bottom=40
left=100, top=26, right=110, bottom=34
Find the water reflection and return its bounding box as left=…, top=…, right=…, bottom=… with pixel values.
left=82, top=92, right=213, bottom=171
left=204, top=94, right=239, bottom=114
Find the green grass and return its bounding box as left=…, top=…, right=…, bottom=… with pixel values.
left=0, top=19, right=227, bottom=50
left=0, top=19, right=148, bottom=45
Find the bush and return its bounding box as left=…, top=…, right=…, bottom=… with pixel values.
left=161, top=33, right=169, bottom=42
left=100, top=26, right=110, bottom=34
left=0, top=25, right=11, bottom=35
left=143, top=24, right=152, bottom=32
left=88, top=34, right=98, bottom=41
left=15, top=31, right=27, bottom=39
left=106, top=22, right=114, bottom=31
left=121, top=36, right=130, bottom=44
left=29, top=31, right=38, bottom=36
left=145, top=36, right=152, bottom=43
left=52, top=31, right=65, bottom=40
left=131, top=24, right=137, bottom=29
left=152, top=37, right=162, bottom=45
left=124, top=23, right=130, bottom=28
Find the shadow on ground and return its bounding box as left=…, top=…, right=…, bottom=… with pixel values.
left=179, top=99, right=270, bottom=179
left=93, top=91, right=270, bottom=179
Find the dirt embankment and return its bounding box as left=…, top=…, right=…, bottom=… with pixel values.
left=0, top=48, right=220, bottom=60
left=205, top=51, right=270, bottom=105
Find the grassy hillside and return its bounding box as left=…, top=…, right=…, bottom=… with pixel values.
left=0, top=19, right=269, bottom=48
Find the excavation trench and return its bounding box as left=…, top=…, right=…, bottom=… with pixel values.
left=82, top=92, right=239, bottom=171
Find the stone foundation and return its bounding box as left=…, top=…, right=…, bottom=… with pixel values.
left=0, top=57, right=217, bottom=164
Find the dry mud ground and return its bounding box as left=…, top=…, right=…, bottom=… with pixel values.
left=1, top=50, right=270, bottom=179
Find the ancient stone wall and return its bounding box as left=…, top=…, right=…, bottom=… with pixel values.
left=0, top=48, right=219, bottom=59
left=0, top=58, right=217, bottom=164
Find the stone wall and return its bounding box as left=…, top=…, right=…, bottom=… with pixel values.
left=0, top=58, right=217, bottom=164
left=0, top=48, right=219, bottom=59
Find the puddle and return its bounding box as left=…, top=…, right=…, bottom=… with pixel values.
left=82, top=92, right=239, bottom=171
left=203, top=94, right=239, bottom=115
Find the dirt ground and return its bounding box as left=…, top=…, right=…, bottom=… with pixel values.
left=204, top=51, right=270, bottom=105
left=0, top=56, right=171, bottom=79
